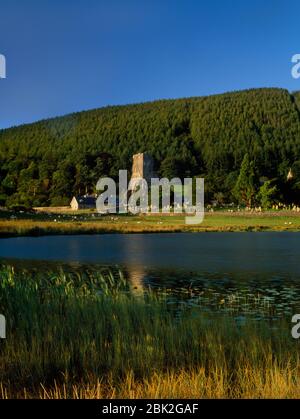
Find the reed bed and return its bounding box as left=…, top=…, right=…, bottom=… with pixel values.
left=0, top=266, right=298, bottom=398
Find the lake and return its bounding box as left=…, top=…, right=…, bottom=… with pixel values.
left=1, top=232, right=300, bottom=320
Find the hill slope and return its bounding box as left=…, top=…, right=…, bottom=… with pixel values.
left=1, top=88, right=300, bottom=207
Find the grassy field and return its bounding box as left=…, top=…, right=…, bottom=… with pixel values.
left=1, top=208, right=300, bottom=237
left=0, top=266, right=299, bottom=399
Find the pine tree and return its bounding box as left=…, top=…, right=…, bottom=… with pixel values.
left=234, top=154, right=256, bottom=206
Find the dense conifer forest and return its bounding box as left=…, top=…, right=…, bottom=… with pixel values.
left=1, top=87, right=300, bottom=208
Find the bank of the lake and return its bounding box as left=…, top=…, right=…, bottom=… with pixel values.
left=1, top=211, right=300, bottom=238
left=0, top=266, right=299, bottom=399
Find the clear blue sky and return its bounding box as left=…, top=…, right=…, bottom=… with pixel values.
left=0, top=0, right=299, bottom=129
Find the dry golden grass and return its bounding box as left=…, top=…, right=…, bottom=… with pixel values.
left=2, top=366, right=300, bottom=399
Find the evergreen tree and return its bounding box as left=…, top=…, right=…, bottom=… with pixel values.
left=233, top=154, right=256, bottom=206
left=257, top=180, right=277, bottom=209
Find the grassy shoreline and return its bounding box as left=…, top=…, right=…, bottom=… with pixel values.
left=0, top=210, right=300, bottom=238
left=0, top=266, right=298, bottom=399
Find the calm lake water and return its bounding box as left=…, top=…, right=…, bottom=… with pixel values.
left=1, top=232, right=300, bottom=320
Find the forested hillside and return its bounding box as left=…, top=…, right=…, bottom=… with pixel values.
left=1, top=87, right=300, bottom=208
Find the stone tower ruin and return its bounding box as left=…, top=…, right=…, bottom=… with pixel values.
left=131, top=152, right=154, bottom=185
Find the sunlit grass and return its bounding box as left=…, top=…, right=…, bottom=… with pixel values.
left=1, top=210, right=300, bottom=237
left=0, top=266, right=299, bottom=398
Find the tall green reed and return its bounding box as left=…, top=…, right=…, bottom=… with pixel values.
left=0, top=265, right=298, bottom=396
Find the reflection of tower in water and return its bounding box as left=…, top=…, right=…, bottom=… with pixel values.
left=127, top=265, right=146, bottom=295
left=123, top=234, right=148, bottom=294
